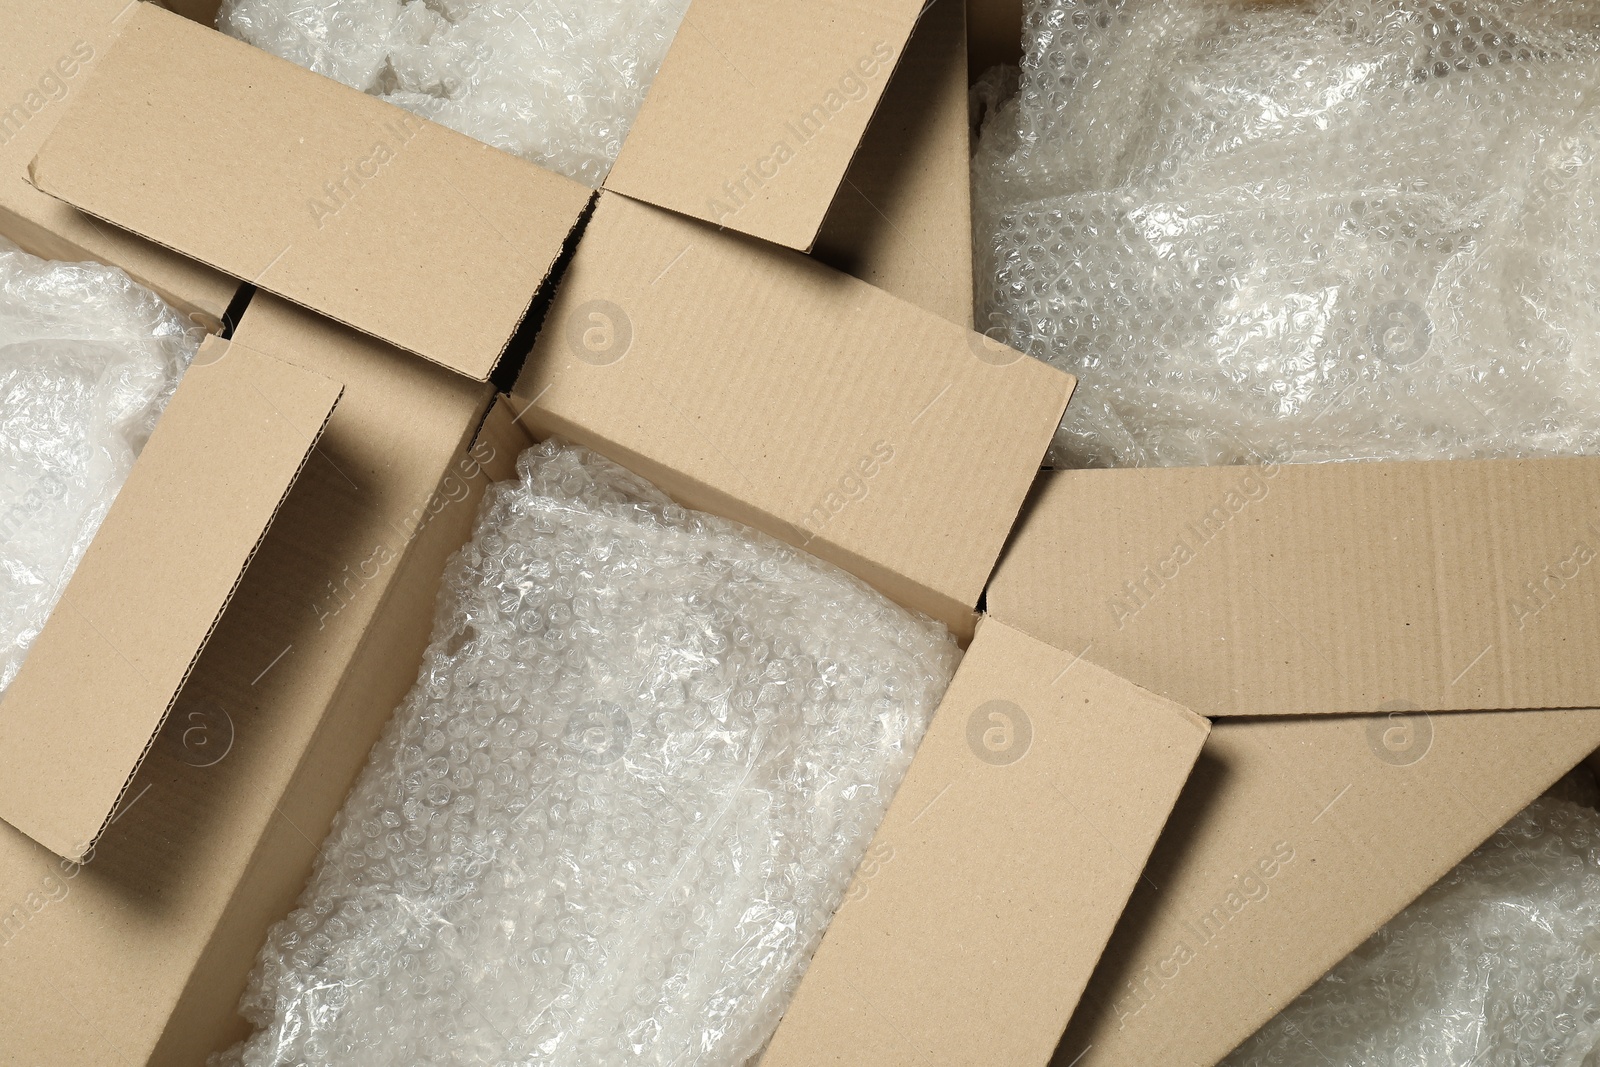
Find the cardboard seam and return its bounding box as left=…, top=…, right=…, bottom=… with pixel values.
left=75, top=390, right=342, bottom=862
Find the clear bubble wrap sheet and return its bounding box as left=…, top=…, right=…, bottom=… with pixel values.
left=216, top=0, right=692, bottom=187
left=1223, top=794, right=1600, bottom=1067
left=216, top=441, right=960, bottom=1067
left=972, top=0, right=1600, bottom=468
left=0, top=240, right=201, bottom=697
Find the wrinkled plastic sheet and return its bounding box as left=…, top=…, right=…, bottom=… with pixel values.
left=217, top=441, right=959, bottom=1067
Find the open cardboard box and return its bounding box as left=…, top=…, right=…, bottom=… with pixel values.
left=964, top=2, right=1600, bottom=1064
left=18, top=0, right=966, bottom=386
left=0, top=10, right=1210, bottom=1058
left=0, top=0, right=345, bottom=868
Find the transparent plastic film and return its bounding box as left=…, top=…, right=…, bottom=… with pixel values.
left=1224, top=783, right=1600, bottom=1066
left=973, top=0, right=1600, bottom=468
left=0, top=240, right=203, bottom=698
left=216, top=0, right=693, bottom=187
left=214, top=441, right=959, bottom=1067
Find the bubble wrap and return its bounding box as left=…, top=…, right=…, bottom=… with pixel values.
left=215, top=0, right=692, bottom=187
left=216, top=441, right=959, bottom=1067
left=1224, top=793, right=1600, bottom=1067
left=0, top=240, right=201, bottom=697
left=973, top=0, right=1600, bottom=468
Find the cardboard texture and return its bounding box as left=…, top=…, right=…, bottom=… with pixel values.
left=985, top=465, right=1600, bottom=1065
left=0, top=295, right=495, bottom=1066
left=1052, top=709, right=1600, bottom=1067
left=0, top=0, right=237, bottom=329
left=605, top=0, right=928, bottom=251
left=513, top=192, right=1071, bottom=639
left=763, top=616, right=1209, bottom=1067
left=27, top=3, right=593, bottom=380
left=989, top=460, right=1600, bottom=718
left=0, top=337, right=340, bottom=863
left=815, top=0, right=975, bottom=326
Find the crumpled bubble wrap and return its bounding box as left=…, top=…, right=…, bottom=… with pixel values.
left=1223, top=793, right=1600, bottom=1067
left=0, top=240, right=202, bottom=697
left=973, top=0, right=1600, bottom=468
left=216, top=0, right=692, bottom=187
left=215, top=440, right=959, bottom=1067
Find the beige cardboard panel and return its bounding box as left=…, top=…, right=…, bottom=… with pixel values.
left=815, top=0, right=974, bottom=326
left=28, top=3, right=592, bottom=379
left=0, top=0, right=237, bottom=328
left=605, top=0, right=926, bottom=251
left=989, top=459, right=1600, bottom=717
left=764, top=617, right=1208, bottom=1067
left=0, top=295, right=494, bottom=1066
left=1055, top=707, right=1600, bottom=1067
left=514, top=192, right=1071, bottom=638
left=0, top=338, right=341, bottom=862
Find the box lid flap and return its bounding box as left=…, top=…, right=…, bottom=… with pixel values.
left=988, top=459, right=1600, bottom=716
left=0, top=336, right=341, bottom=862
left=26, top=3, right=591, bottom=381
left=762, top=616, right=1209, bottom=1066
left=604, top=0, right=927, bottom=251
left=512, top=192, right=1074, bottom=640
left=1059, top=708, right=1600, bottom=1067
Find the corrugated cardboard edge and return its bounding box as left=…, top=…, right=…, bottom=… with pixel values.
left=0, top=337, right=342, bottom=862
left=763, top=616, right=1209, bottom=1066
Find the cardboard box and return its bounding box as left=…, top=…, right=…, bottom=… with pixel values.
left=965, top=4, right=1600, bottom=1062
left=0, top=0, right=237, bottom=330
left=19, top=0, right=967, bottom=383
left=0, top=160, right=1207, bottom=1067
left=984, top=465, right=1600, bottom=1066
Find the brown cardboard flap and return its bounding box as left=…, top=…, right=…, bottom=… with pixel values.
left=0, top=0, right=241, bottom=331
left=512, top=192, right=1074, bottom=640
left=26, top=3, right=591, bottom=380
left=762, top=616, right=1209, bottom=1067
left=1058, top=708, right=1600, bottom=1067
left=989, top=459, right=1600, bottom=717
left=0, top=337, right=341, bottom=862
left=605, top=0, right=927, bottom=251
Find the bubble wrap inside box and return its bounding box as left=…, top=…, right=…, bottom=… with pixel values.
left=216, top=0, right=692, bottom=187
left=1223, top=793, right=1600, bottom=1066
left=973, top=0, right=1600, bottom=468
left=216, top=441, right=960, bottom=1067
left=0, top=240, right=201, bottom=697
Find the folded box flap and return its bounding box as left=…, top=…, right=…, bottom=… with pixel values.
left=26, top=3, right=591, bottom=381
left=762, top=616, right=1209, bottom=1066
left=988, top=458, right=1600, bottom=717
left=0, top=336, right=341, bottom=862
left=512, top=193, right=1075, bottom=640
left=605, top=0, right=927, bottom=251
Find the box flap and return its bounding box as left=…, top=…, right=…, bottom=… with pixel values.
left=604, top=0, right=926, bottom=251
left=26, top=3, right=592, bottom=380
left=0, top=336, right=341, bottom=862
left=762, top=616, right=1209, bottom=1066
left=512, top=192, right=1073, bottom=640
left=989, top=459, right=1600, bottom=716
left=0, top=0, right=240, bottom=329
left=1057, top=708, right=1600, bottom=1067
left=813, top=0, right=973, bottom=326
